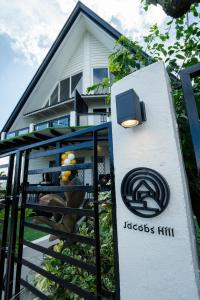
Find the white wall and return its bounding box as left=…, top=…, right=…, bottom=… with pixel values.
left=111, top=62, right=200, bottom=300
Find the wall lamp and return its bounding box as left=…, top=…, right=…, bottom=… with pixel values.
left=116, top=89, right=146, bottom=128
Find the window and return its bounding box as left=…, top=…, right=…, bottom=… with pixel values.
left=50, top=85, right=59, bottom=105
left=35, top=122, right=49, bottom=131
left=110, top=72, right=115, bottom=85
left=6, top=132, right=16, bottom=139
left=93, top=68, right=108, bottom=94
left=71, top=72, right=83, bottom=96
left=51, top=116, right=70, bottom=128
left=93, top=108, right=107, bottom=124
left=60, top=78, right=70, bottom=102
left=18, top=128, right=29, bottom=136
left=44, top=100, right=50, bottom=108
left=44, top=71, right=83, bottom=107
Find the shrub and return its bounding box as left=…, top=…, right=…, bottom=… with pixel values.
left=34, top=193, right=115, bottom=299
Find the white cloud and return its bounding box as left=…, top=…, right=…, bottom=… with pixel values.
left=0, top=0, right=166, bottom=66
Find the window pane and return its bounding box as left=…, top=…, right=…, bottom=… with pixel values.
left=52, top=117, right=69, bottom=128
left=93, top=108, right=107, bottom=124
left=18, top=128, right=29, bottom=136
left=60, top=78, right=70, bottom=102
left=35, top=122, right=49, bottom=131
left=6, top=132, right=16, bottom=139
left=93, top=68, right=108, bottom=94
left=71, top=72, right=82, bottom=96
left=110, top=72, right=115, bottom=85
left=50, top=85, right=58, bottom=105
left=44, top=100, right=49, bottom=107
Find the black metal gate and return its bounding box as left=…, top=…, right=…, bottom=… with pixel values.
left=0, top=123, right=119, bottom=300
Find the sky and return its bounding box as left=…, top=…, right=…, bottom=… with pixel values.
left=0, top=0, right=167, bottom=132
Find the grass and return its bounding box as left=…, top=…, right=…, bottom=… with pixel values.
left=24, top=226, right=47, bottom=241
left=0, top=217, right=47, bottom=244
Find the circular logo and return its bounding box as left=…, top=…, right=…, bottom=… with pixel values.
left=121, top=168, right=170, bottom=218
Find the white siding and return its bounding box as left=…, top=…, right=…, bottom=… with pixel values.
left=61, top=38, right=84, bottom=79
left=90, top=34, right=110, bottom=67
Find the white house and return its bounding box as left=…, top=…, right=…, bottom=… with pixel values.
left=0, top=2, right=127, bottom=185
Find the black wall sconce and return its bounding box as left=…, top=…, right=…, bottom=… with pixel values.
left=116, top=89, right=146, bottom=128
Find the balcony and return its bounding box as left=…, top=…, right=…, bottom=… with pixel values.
left=77, top=112, right=110, bottom=126
left=1, top=111, right=110, bottom=143
left=4, top=115, right=70, bottom=140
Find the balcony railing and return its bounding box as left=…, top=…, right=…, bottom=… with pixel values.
left=77, top=113, right=110, bottom=126
left=2, top=112, right=110, bottom=141
left=4, top=115, right=70, bottom=140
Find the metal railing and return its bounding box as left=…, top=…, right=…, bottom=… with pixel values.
left=77, top=113, right=110, bottom=126
left=4, top=115, right=70, bottom=141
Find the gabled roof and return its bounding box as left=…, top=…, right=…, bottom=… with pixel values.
left=2, top=1, right=122, bottom=132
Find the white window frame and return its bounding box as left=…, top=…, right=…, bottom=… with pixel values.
left=92, top=67, right=112, bottom=94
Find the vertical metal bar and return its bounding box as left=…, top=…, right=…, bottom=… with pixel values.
left=0, top=155, right=15, bottom=300
left=108, top=124, right=120, bottom=300
left=180, top=70, right=200, bottom=173
left=55, top=142, right=61, bottom=185
left=15, top=150, right=30, bottom=297
left=93, top=130, right=102, bottom=299
left=4, top=151, right=22, bottom=300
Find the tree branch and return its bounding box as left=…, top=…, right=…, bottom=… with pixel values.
left=146, top=0, right=200, bottom=18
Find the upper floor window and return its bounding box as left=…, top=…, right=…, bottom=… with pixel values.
left=93, top=68, right=109, bottom=94
left=60, top=78, right=70, bottom=102
left=44, top=72, right=83, bottom=107
left=71, top=72, right=83, bottom=96
left=50, top=85, right=59, bottom=105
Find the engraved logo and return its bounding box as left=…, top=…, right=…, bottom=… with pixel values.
left=121, top=168, right=170, bottom=218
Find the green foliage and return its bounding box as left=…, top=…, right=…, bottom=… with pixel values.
left=0, top=209, right=39, bottom=245
left=138, top=4, right=200, bottom=200
left=88, top=3, right=200, bottom=206
left=34, top=196, right=115, bottom=299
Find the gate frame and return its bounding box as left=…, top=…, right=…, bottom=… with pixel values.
left=0, top=122, right=120, bottom=300
left=180, top=63, right=200, bottom=173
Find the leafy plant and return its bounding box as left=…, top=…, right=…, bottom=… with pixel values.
left=34, top=194, right=115, bottom=299
left=88, top=3, right=200, bottom=222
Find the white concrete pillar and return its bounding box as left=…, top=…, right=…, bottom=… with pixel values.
left=1, top=132, right=6, bottom=140
left=29, top=123, right=35, bottom=133
left=111, top=62, right=200, bottom=300
left=70, top=111, right=77, bottom=127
